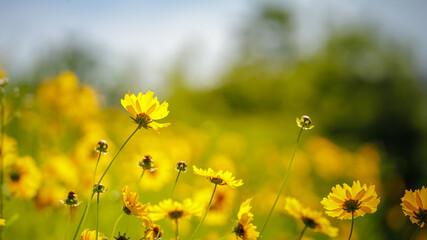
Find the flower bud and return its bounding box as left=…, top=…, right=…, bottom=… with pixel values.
left=95, top=140, right=108, bottom=154
left=137, top=155, right=155, bottom=171
left=296, top=115, right=314, bottom=130
left=93, top=183, right=107, bottom=194
left=175, top=161, right=188, bottom=172
left=61, top=190, right=81, bottom=207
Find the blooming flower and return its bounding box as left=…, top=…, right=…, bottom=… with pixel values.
left=80, top=229, right=104, bottom=240
left=121, top=91, right=170, bottom=132
left=149, top=198, right=203, bottom=221
left=284, top=197, right=338, bottom=237
left=321, top=180, right=380, bottom=219
left=233, top=198, right=259, bottom=240
left=7, top=156, right=42, bottom=198
left=143, top=223, right=164, bottom=240
left=193, top=166, right=243, bottom=188
left=401, top=186, right=427, bottom=228
left=122, top=185, right=151, bottom=225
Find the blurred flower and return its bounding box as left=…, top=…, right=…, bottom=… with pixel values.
left=80, top=229, right=104, bottom=240
left=122, top=186, right=151, bottom=224
left=296, top=115, right=314, bottom=130
left=94, top=140, right=108, bottom=154
left=0, top=67, right=8, bottom=86
left=35, top=183, right=66, bottom=209
left=321, top=181, right=380, bottom=219
left=194, top=186, right=236, bottom=225
left=121, top=91, right=170, bottom=132
left=175, top=161, right=188, bottom=172
left=60, top=190, right=81, bottom=207
left=233, top=198, right=259, bottom=240
left=137, top=155, right=155, bottom=171
left=284, top=197, right=338, bottom=237
left=144, top=223, right=163, bottom=240
left=193, top=166, right=243, bottom=188
left=401, top=186, right=427, bottom=228
left=7, top=156, right=42, bottom=198
left=0, top=218, right=5, bottom=226
left=149, top=198, right=203, bottom=221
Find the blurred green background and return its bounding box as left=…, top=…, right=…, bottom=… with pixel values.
left=1, top=1, right=427, bottom=240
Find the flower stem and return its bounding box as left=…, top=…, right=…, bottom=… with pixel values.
left=258, top=127, right=304, bottom=239
left=175, top=219, right=179, bottom=239
left=409, top=227, right=420, bottom=240
left=189, top=183, right=218, bottom=240
left=218, top=232, right=233, bottom=240
left=139, top=169, right=146, bottom=184
left=0, top=88, right=5, bottom=240
left=297, top=225, right=308, bottom=240
left=65, top=206, right=72, bottom=240
left=96, top=193, right=100, bottom=240
left=348, top=211, right=354, bottom=240
left=73, top=127, right=139, bottom=240
left=171, top=170, right=182, bottom=196
left=111, top=213, right=124, bottom=240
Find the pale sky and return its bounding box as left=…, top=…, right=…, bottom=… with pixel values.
left=1, top=0, right=426, bottom=88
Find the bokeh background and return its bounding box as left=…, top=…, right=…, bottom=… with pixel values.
left=1, top=0, right=427, bottom=239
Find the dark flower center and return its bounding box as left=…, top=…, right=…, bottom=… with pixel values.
left=233, top=223, right=245, bottom=238
left=209, top=177, right=226, bottom=185
left=122, top=206, right=131, bottom=215
left=343, top=199, right=361, bottom=213
left=169, top=210, right=184, bottom=219
left=302, top=217, right=318, bottom=229
left=10, top=171, right=20, bottom=182
left=414, top=207, right=427, bottom=226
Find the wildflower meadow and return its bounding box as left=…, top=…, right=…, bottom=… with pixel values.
left=1, top=2, right=427, bottom=240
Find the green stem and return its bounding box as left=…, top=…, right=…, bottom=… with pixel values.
left=0, top=88, right=5, bottom=240
left=409, top=227, right=420, bottom=240
left=189, top=183, right=218, bottom=240
left=171, top=170, right=182, bottom=196
left=65, top=206, right=72, bottom=240
left=73, top=127, right=139, bottom=240
left=218, top=232, right=233, bottom=240
left=111, top=213, right=124, bottom=239
left=258, top=127, right=304, bottom=239
left=297, top=225, right=308, bottom=240
left=348, top=211, right=354, bottom=240
left=175, top=219, right=179, bottom=239
left=96, top=193, right=100, bottom=240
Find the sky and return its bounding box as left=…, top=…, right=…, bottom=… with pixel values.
left=1, top=0, right=426, bottom=88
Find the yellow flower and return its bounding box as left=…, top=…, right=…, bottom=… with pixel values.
left=0, top=67, right=8, bottom=86
left=193, top=166, right=243, bottom=188
left=7, top=156, right=42, bottom=198
left=401, top=186, right=427, bottom=228
left=121, top=91, right=170, bottom=132
left=122, top=185, right=151, bottom=225
left=321, top=180, right=380, bottom=219
left=284, top=197, right=338, bottom=237
left=149, top=198, right=203, bottom=221
left=233, top=198, right=259, bottom=240
left=80, top=229, right=104, bottom=240
left=0, top=218, right=5, bottom=226
left=143, top=223, right=164, bottom=240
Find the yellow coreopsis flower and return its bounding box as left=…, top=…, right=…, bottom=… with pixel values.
left=0, top=218, right=5, bottom=226
left=7, top=156, right=42, bottom=198
left=121, top=91, right=170, bottom=132
left=321, top=180, right=380, bottom=219
left=122, top=185, right=151, bottom=224
left=143, top=222, right=164, bottom=240
left=80, top=229, right=104, bottom=240
left=233, top=198, right=259, bottom=240
left=149, top=198, right=203, bottom=221
left=284, top=197, right=338, bottom=237
left=401, top=186, right=427, bottom=228
left=193, top=166, right=243, bottom=188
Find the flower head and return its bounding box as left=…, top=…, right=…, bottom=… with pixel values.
left=285, top=197, right=338, bottom=237
left=114, top=232, right=130, bottom=240
left=122, top=185, right=151, bottom=224
left=80, top=229, right=104, bottom=240
left=193, top=166, right=243, bottom=188
left=7, top=156, right=42, bottom=198
left=149, top=198, right=203, bottom=221
left=137, top=155, right=155, bottom=171
left=401, top=186, right=427, bottom=228
left=144, top=223, right=163, bottom=240
left=60, top=190, right=81, bottom=207
left=175, top=161, right=188, bottom=172
left=121, top=91, right=170, bottom=132
left=93, top=183, right=107, bottom=194
left=233, top=198, right=259, bottom=240
left=296, top=115, right=314, bottom=130
left=94, top=140, right=108, bottom=154
left=321, top=180, right=380, bottom=219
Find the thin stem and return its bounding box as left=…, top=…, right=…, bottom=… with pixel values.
left=258, top=127, right=304, bottom=239
left=175, top=219, right=179, bottom=239
left=111, top=213, right=124, bottom=240
left=65, top=206, right=72, bottom=240
left=73, top=126, right=139, bottom=240
left=409, top=227, right=420, bottom=240
left=297, top=225, right=308, bottom=240
left=0, top=88, right=5, bottom=240
left=171, top=170, right=182, bottom=196
left=97, top=126, right=139, bottom=184
left=348, top=211, right=354, bottom=240
left=189, top=183, right=218, bottom=240
left=96, top=193, right=100, bottom=240
left=218, top=232, right=233, bottom=240
left=138, top=169, right=146, bottom=190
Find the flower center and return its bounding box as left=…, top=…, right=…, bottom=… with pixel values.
left=132, top=113, right=152, bottom=129
left=414, top=207, right=427, bottom=226
left=302, top=217, right=318, bottom=229
left=168, top=210, right=184, bottom=219
left=122, top=206, right=131, bottom=215
left=342, top=199, right=361, bottom=213
left=10, top=171, right=20, bottom=182
left=233, top=223, right=245, bottom=238
left=210, top=177, right=226, bottom=185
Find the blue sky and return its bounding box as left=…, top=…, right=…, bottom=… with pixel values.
left=1, top=0, right=426, bottom=87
